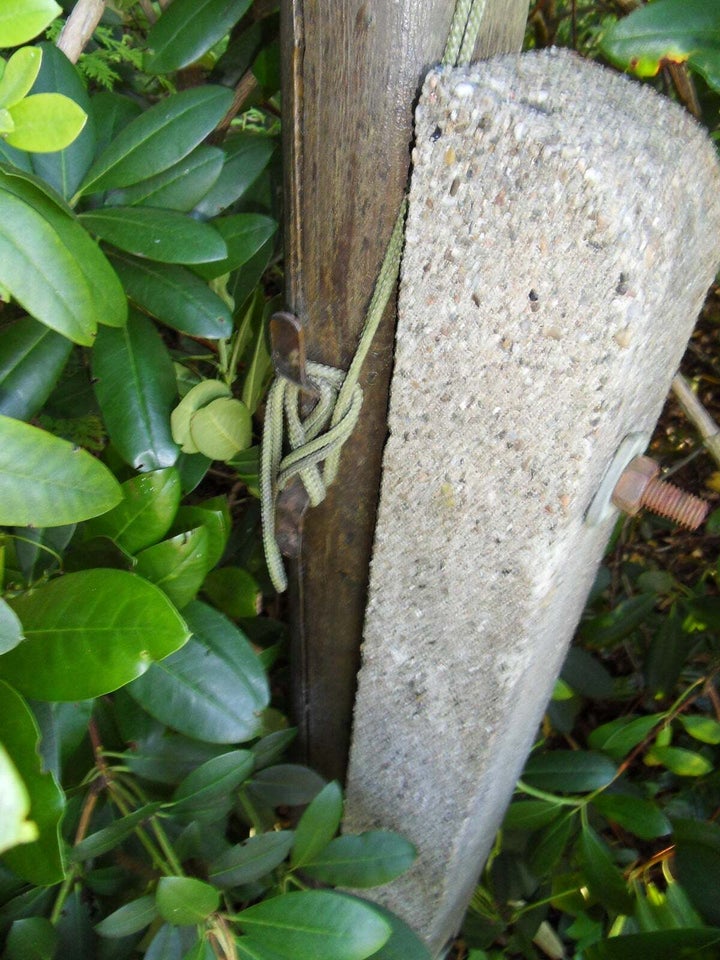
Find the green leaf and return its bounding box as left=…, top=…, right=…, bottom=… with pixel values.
left=579, top=823, right=633, bottom=915
left=357, top=903, right=432, bottom=960
left=30, top=699, right=93, bottom=781
left=502, top=799, right=564, bottom=832
left=188, top=397, right=252, bottom=460
left=522, top=751, right=617, bottom=793
left=580, top=594, right=657, bottom=648
left=0, top=414, right=121, bottom=526
left=291, top=781, right=343, bottom=869
left=0, top=569, right=190, bottom=700
left=0, top=1, right=61, bottom=47
left=109, top=253, right=232, bottom=340
left=193, top=214, right=276, bottom=280
left=106, top=145, right=224, bottom=212
left=173, top=497, right=230, bottom=570
left=587, top=715, right=661, bottom=761
left=302, top=831, right=416, bottom=888
left=156, top=877, right=219, bottom=926
left=145, top=923, right=194, bottom=960
left=91, top=90, right=142, bottom=154
left=72, top=803, right=163, bottom=861
left=85, top=467, right=182, bottom=555
left=644, top=612, right=687, bottom=699
left=0, top=167, right=121, bottom=344
left=80, top=207, right=226, bottom=265
left=171, top=380, right=231, bottom=454
left=592, top=794, right=671, bottom=840
left=127, top=600, right=269, bottom=743
left=201, top=566, right=259, bottom=618
left=0, top=597, right=23, bottom=654
left=135, top=526, right=210, bottom=608
left=247, top=765, right=325, bottom=808
left=0, top=740, right=36, bottom=854
left=0, top=680, right=65, bottom=884
left=644, top=745, right=712, bottom=777
left=93, top=311, right=180, bottom=471
left=171, top=750, right=254, bottom=823
left=678, top=715, right=720, bottom=745
left=673, top=819, right=720, bottom=926
left=528, top=814, right=575, bottom=877
left=0, top=316, right=72, bottom=421
left=6, top=93, right=86, bottom=152
left=241, top=309, right=272, bottom=416
left=29, top=43, right=96, bottom=198
left=145, top=0, right=252, bottom=74
left=4, top=917, right=57, bottom=960
left=585, top=928, right=720, bottom=960
left=251, top=729, right=298, bottom=771
left=237, top=891, right=391, bottom=960
left=194, top=132, right=276, bottom=219
left=95, top=895, right=157, bottom=939
left=600, top=0, right=720, bottom=90
left=77, top=86, right=234, bottom=196
left=561, top=647, right=614, bottom=700
left=0, top=47, right=42, bottom=108
left=210, top=832, right=293, bottom=889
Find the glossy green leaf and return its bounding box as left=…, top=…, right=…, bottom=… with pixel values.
left=188, top=397, right=252, bottom=460
left=30, top=699, right=93, bottom=781
left=0, top=597, right=23, bottom=654
left=0, top=316, right=72, bottom=421
left=173, top=498, right=230, bottom=570
left=106, top=145, right=224, bottom=211
left=127, top=600, right=269, bottom=743
left=561, top=647, right=614, bottom=700
left=29, top=43, right=96, bottom=198
left=210, top=832, right=293, bottom=889
left=202, top=566, right=259, bottom=619
left=585, top=928, right=720, bottom=960
left=600, top=0, right=720, bottom=90
left=0, top=680, right=64, bottom=885
left=85, top=467, right=182, bottom=555
left=241, top=307, right=272, bottom=415
left=194, top=133, right=276, bottom=218
left=171, top=380, right=231, bottom=454
left=91, top=90, right=142, bottom=154
left=93, top=312, right=180, bottom=471
left=0, top=1, right=61, bottom=46
left=109, top=253, right=232, bottom=340
left=678, top=714, right=720, bottom=745
left=237, top=892, right=391, bottom=960
left=5, top=93, right=86, bottom=152
left=0, top=168, right=113, bottom=344
left=80, top=207, right=226, bottom=265
left=522, top=751, right=617, bottom=793
left=579, top=824, right=633, bottom=915
left=592, top=794, right=671, bottom=840
left=358, top=903, right=432, bottom=960
left=0, top=569, right=190, bottom=700
left=229, top=235, right=275, bottom=308
left=72, top=803, right=162, bottom=861
left=145, top=0, right=252, bottom=73
left=0, top=414, right=121, bottom=526
left=122, top=727, right=226, bottom=786
left=644, top=612, right=687, bottom=699
left=528, top=814, right=575, bottom=877
left=644, top=745, right=712, bottom=777
left=135, top=526, right=210, bottom=608
left=144, top=923, right=193, bottom=960
left=192, top=214, right=277, bottom=280
left=77, top=86, right=234, bottom=196
left=580, top=594, right=657, bottom=648
left=156, top=877, right=219, bottom=926
left=291, top=781, right=343, bottom=869
left=673, top=819, right=720, bottom=926
left=171, top=749, right=254, bottom=822
left=247, top=765, right=325, bottom=808
left=302, top=831, right=415, bottom=888
left=0, top=740, right=36, bottom=854
left=251, top=729, right=298, bottom=771
left=0, top=47, right=42, bottom=108
left=4, top=917, right=57, bottom=960
left=95, top=895, right=157, bottom=939
left=503, top=799, right=564, bottom=832
left=587, top=714, right=661, bottom=761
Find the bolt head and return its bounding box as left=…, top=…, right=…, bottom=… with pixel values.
left=611, top=455, right=659, bottom=515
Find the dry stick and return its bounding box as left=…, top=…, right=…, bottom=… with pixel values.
left=138, top=0, right=157, bottom=24
left=56, top=0, right=106, bottom=64
left=672, top=372, right=720, bottom=468
left=214, top=70, right=259, bottom=137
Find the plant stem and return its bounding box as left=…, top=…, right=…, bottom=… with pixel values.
left=56, top=0, right=106, bottom=64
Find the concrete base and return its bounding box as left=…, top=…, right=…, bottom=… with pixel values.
left=344, top=49, right=720, bottom=955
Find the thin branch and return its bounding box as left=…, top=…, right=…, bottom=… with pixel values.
left=56, top=0, right=106, bottom=64
left=138, top=0, right=157, bottom=24
left=214, top=70, right=259, bottom=138
left=672, top=372, right=720, bottom=468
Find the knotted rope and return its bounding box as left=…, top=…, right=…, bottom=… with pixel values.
left=260, top=0, right=488, bottom=592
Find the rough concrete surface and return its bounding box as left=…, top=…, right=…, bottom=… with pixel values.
left=344, top=48, right=720, bottom=955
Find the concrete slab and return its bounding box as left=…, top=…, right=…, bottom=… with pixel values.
left=344, top=48, right=720, bottom=955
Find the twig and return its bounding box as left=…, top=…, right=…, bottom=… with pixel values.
left=214, top=70, right=259, bottom=138
left=672, top=373, right=720, bottom=468
left=56, top=0, right=106, bottom=64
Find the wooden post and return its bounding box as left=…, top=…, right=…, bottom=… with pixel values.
left=280, top=0, right=529, bottom=781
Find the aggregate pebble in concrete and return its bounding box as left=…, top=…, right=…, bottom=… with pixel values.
left=344, top=48, right=720, bottom=954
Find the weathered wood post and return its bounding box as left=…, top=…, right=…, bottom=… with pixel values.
left=279, top=0, right=529, bottom=782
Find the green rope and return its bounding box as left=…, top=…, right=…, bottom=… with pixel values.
left=261, top=0, right=488, bottom=593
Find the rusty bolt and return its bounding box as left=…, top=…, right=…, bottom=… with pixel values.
left=612, top=455, right=709, bottom=530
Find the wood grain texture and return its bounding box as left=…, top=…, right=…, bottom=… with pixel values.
left=280, top=0, right=529, bottom=782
